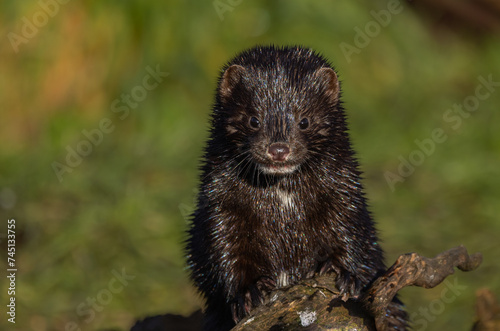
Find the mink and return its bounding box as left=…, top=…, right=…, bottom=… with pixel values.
left=186, top=45, right=407, bottom=330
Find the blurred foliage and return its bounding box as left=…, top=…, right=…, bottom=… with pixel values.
left=0, top=1, right=499, bottom=330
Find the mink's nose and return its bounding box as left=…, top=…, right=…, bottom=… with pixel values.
left=268, top=143, right=290, bottom=162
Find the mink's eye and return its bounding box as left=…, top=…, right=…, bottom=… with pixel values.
left=298, top=118, right=309, bottom=130
left=249, top=116, right=260, bottom=129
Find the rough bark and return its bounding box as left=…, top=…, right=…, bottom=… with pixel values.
left=235, top=245, right=482, bottom=331
left=129, top=246, right=484, bottom=331
left=362, top=245, right=482, bottom=330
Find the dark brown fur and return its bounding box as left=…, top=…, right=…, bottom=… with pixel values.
left=186, top=45, right=407, bottom=330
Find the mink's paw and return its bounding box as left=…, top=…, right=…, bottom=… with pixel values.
left=230, top=296, right=249, bottom=323
left=231, top=276, right=276, bottom=323
left=334, top=270, right=363, bottom=300
left=255, top=275, right=276, bottom=292
left=320, top=261, right=363, bottom=300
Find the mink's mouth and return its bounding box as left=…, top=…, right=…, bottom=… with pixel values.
left=258, top=163, right=299, bottom=175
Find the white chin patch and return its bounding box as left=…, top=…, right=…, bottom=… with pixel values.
left=259, top=164, right=298, bottom=175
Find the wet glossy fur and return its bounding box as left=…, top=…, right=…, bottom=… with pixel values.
left=186, top=45, right=406, bottom=330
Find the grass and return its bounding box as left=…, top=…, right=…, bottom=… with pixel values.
left=1, top=1, right=499, bottom=330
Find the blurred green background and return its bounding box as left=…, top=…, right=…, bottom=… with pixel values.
left=1, top=1, right=499, bottom=330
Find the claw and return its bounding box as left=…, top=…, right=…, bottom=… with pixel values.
left=231, top=302, right=239, bottom=323
left=328, top=264, right=364, bottom=299
left=231, top=276, right=276, bottom=323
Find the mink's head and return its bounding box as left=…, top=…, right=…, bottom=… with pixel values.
left=211, top=46, right=352, bottom=178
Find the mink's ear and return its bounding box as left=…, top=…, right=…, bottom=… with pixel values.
left=219, top=65, right=246, bottom=103
left=315, top=67, right=340, bottom=104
